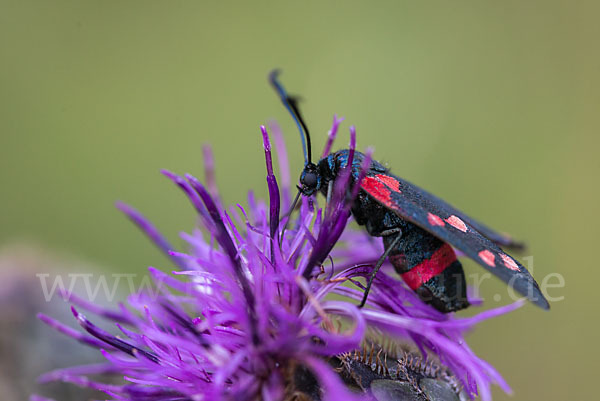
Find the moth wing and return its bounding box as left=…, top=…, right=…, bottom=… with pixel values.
left=359, top=172, right=549, bottom=309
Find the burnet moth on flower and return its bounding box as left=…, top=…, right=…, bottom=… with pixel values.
left=269, top=70, right=549, bottom=313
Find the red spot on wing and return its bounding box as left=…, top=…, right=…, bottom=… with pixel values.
left=500, top=253, right=520, bottom=271
left=361, top=176, right=394, bottom=208
left=445, top=215, right=468, bottom=232
left=401, top=244, right=457, bottom=290
left=427, top=213, right=445, bottom=227
left=375, top=174, right=401, bottom=192
left=478, top=250, right=496, bottom=267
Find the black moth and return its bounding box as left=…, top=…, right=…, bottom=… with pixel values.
left=270, top=71, right=549, bottom=313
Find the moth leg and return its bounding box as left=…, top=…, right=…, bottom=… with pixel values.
left=326, top=180, right=333, bottom=205
left=359, top=229, right=402, bottom=308
left=376, top=228, right=403, bottom=237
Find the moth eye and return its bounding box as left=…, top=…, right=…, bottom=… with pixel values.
left=303, top=172, right=318, bottom=188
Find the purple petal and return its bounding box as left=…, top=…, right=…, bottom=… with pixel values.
left=320, top=115, right=345, bottom=158
left=116, top=201, right=188, bottom=269
left=161, top=170, right=213, bottom=229
left=71, top=306, right=159, bottom=363
left=37, top=313, right=113, bottom=349
left=261, top=125, right=281, bottom=252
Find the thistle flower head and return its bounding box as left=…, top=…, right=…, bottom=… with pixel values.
left=36, top=117, right=522, bottom=401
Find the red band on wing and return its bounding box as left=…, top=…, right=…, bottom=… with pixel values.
left=375, top=174, right=401, bottom=192
left=400, top=243, right=457, bottom=290
left=445, top=215, right=468, bottom=232
left=361, top=176, right=394, bottom=207
left=500, top=253, right=519, bottom=271
left=478, top=250, right=496, bottom=267
left=427, top=212, right=445, bottom=227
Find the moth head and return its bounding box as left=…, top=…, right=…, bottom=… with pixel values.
left=299, top=163, right=321, bottom=196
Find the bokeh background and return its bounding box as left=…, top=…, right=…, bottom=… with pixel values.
left=1, top=1, right=598, bottom=400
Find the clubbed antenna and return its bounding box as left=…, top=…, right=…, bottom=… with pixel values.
left=269, top=70, right=312, bottom=164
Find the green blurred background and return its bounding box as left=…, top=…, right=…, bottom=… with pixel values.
left=1, top=1, right=598, bottom=400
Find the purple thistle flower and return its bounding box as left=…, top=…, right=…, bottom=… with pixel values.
left=35, top=117, right=523, bottom=401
